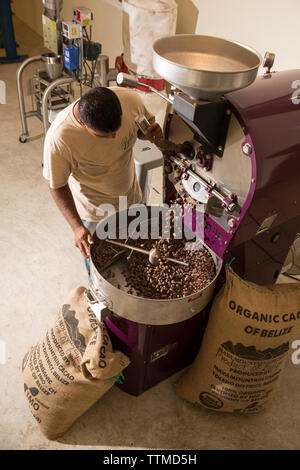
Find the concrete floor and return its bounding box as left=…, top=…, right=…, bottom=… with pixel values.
left=1, top=18, right=300, bottom=451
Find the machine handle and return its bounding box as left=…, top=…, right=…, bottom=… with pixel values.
left=117, top=72, right=140, bottom=88
left=84, top=286, right=111, bottom=322
left=116, top=72, right=173, bottom=104
left=84, top=288, right=98, bottom=305
left=87, top=282, right=112, bottom=307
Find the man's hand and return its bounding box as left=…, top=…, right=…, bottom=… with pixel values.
left=49, top=185, right=94, bottom=260
left=138, top=122, right=163, bottom=144
left=74, top=225, right=94, bottom=259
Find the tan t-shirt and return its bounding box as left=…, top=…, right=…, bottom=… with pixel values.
left=43, top=87, right=154, bottom=221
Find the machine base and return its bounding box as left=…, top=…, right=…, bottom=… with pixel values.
left=104, top=307, right=210, bottom=396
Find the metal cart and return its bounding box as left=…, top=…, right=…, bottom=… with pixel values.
left=16, top=56, right=76, bottom=142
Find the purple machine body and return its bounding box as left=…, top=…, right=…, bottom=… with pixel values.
left=102, top=69, right=300, bottom=396
left=225, top=70, right=300, bottom=283
left=172, top=69, right=300, bottom=284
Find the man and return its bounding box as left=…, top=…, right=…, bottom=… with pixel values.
left=43, top=86, right=162, bottom=268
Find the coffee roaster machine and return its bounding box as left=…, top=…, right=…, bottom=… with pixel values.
left=86, top=34, right=300, bottom=396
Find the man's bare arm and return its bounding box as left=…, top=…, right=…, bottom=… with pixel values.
left=49, top=184, right=93, bottom=259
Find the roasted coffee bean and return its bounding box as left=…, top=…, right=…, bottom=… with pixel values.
left=92, top=224, right=216, bottom=299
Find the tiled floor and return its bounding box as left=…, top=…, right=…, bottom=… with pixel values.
left=0, top=17, right=300, bottom=450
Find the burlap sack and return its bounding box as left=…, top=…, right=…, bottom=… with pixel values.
left=174, top=267, right=300, bottom=413
left=22, top=286, right=130, bottom=439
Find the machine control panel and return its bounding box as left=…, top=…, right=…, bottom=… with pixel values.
left=62, top=21, right=81, bottom=39
left=73, top=7, right=92, bottom=26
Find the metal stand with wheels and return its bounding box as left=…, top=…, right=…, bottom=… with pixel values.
left=17, top=56, right=42, bottom=142
left=16, top=56, right=76, bottom=142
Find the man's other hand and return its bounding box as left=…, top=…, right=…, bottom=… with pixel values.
left=138, top=122, right=163, bottom=143
left=74, top=225, right=94, bottom=259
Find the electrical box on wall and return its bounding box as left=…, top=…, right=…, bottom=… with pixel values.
left=64, top=45, right=79, bottom=70
left=73, top=7, right=92, bottom=26
left=62, top=21, right=81, bottom=39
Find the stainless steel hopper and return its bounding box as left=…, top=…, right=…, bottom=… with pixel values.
left=152, top=34, right=262, bottom=100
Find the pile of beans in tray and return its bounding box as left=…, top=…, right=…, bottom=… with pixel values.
left=91, top=236, right=216, bottom=300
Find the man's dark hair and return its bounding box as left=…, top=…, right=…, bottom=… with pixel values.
left=77, top=87, right=122, bottom=133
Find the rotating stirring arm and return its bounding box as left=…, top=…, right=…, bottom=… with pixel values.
left=105, top=239, right=189, bottom=267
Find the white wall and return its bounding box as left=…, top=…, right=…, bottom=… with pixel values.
left=190, top=0, right=300, bottom=71
left=13, top=0, right=300, bottom=71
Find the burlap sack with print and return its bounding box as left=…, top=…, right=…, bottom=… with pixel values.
left=174, top=267, right=300, bottom=413
left=22, top=286, right=130, bottom=439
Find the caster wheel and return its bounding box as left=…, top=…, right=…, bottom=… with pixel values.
left=19, top=135, right=27, bottom=143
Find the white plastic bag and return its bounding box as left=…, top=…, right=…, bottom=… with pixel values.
left=123, top=0, right=177, bottom=76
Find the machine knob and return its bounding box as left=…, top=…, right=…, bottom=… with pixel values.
left=263, top=52, right=275, bottom=73
left=242, top=143, right=253, bottom=155
left=178, top=141, right=195, bottom=160
left=227, top=202, right=237, bottom=213
left=228, top=218, right=236, bottom=228
left=169, top=85, right=177, bottom=100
